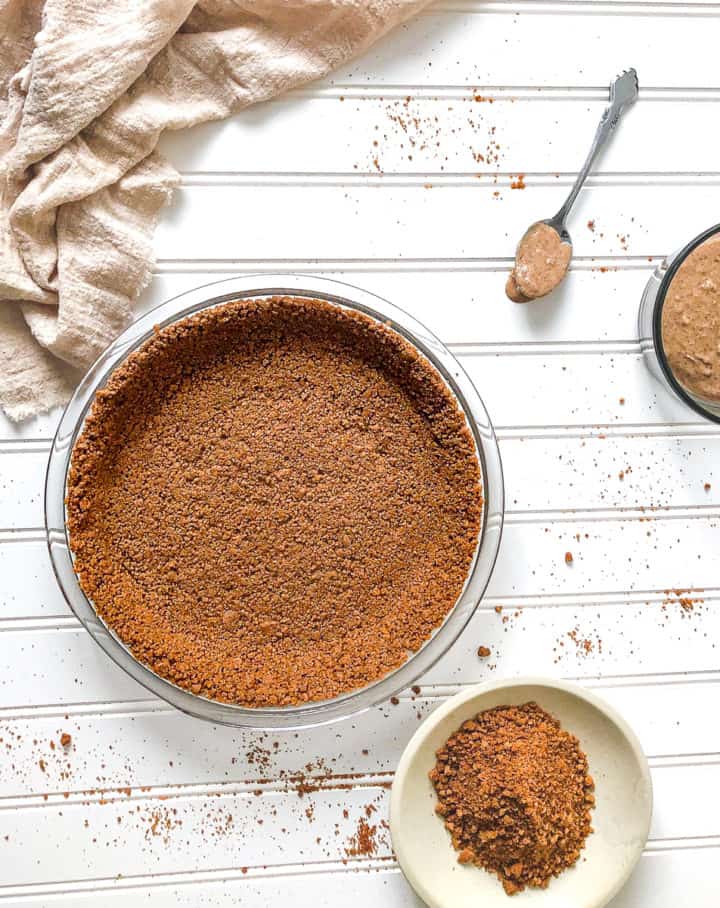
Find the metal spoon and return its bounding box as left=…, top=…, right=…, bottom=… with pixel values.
left=507, top=68, right=639, bottom=302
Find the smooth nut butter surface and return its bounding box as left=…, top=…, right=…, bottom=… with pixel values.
left=661, top=233, right=720, bottom=403
left=506, top=222, right=572, bottom=303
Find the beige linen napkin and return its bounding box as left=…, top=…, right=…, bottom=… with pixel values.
left=0, top=0, right=430, bottom=421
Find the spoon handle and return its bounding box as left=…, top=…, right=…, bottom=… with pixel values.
left=551, top=69, right=639, bottom=228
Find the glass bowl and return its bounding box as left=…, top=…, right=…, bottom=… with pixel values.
left=638, top=223, right=720, bottom=423
left=45, top=275, right=504, bottom=729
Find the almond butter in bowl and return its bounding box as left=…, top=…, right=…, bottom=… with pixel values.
left=660, top=231, right=720, bottom=405
left=65, top=294, right=485, bottom=710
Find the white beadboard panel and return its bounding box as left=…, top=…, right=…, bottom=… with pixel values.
left=0, top=681, right=718, bottom=800
left=0, top=764, right=712, bottom=888
left=144, top=268, right=653, bottom=346
left=0, top=592, right=715, bottom=709
left=324, top=10, right=720, bottom=89
left=489, top=514, right=720, bottom=597
left=159, top=97, right=718, bottom=177
left=422, top=598, right=719, bottom=686
left=501, top=432, right=720, bottom=513
left=3, top=433, right=719, bottom=528
left=463, top=351, right=696, bottom=428
left=0, top=866, right=426, bottom=908
left=155, top=183, right=717, bottom=263
left=0, top=409, right=63, bottom=445
left=1, top=510, right=717, bottom=620
left=0, top=449, right=46, bottom=529
left=0, top=626, right=148, bottom=708
left=0, top=848, right=717, bottom=908
left=0, top=539, right=65, bottom=620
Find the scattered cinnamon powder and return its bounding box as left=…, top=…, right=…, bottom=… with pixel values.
left=477, top=646, right=491, bottom=658
left=565, top=551, right=573, bottom=565
left=60, top=733, right=72, bottom=748
left=430, top=702, right=594, bottom=896
left=345, top=816, right=378, bottom=856
left=66, top=296, right=483, bottom=707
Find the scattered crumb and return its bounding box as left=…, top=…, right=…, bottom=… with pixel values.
left=564, top=552, right=573, bottom=565
left=345, top=816, right=378, bottom=857
left=477, top=646, right=491, bottom=658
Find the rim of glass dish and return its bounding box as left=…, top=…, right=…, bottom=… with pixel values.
left=45, top=274, right=505, bottom=729
left=652, top=222, right=720, bottom=425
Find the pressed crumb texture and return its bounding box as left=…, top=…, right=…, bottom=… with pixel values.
left=66, top=296, right=483, bottom=707
left=430, top=702, right=595, bottom=896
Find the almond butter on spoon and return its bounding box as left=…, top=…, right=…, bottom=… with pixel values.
left=506, top=68, right=639, bottom=303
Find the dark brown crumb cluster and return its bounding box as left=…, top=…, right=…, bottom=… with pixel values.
left=430, top=702, right=595, bottom=896
left=66, top=296, right=483, bottom=707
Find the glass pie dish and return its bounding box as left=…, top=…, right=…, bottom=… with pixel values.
left=45, top=275, right=504, bottom=729
left=638, top=223, right=720, bottom=423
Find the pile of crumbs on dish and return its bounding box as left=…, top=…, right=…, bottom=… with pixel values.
left=430, top=702, right=594, bottom=895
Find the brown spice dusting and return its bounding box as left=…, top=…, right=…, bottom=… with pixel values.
left=66, top=296, right=482, bottom=708
left=566, top=626, right=602, bottom=656
left=565, top=551, right=573, bottom=565
left=509, top=174, right=525, bottom=190
left=430, top=702, right=594, bottom=896
left=60, top=733, right=72, bottom=748
left=477, top=645, right=491, bottom=658
left=662, top=588, right=705, bottom=617
left=345, top=816, right=378, bottom=856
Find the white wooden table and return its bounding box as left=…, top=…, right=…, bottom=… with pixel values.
left=1, top=3, right=719, bottom=904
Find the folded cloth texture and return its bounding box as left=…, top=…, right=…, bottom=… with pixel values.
left=0, top=0, right=430, bottom=421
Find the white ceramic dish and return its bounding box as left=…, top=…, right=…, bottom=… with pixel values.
left=390, top=677, right=652, bottom=908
